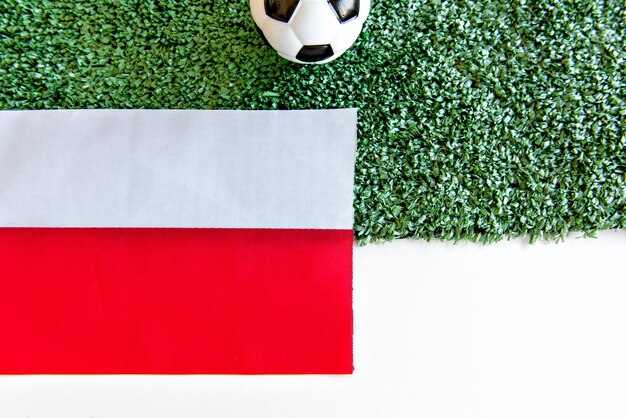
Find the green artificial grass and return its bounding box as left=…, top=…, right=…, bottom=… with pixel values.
left=1, top=0, right=624, bottom=243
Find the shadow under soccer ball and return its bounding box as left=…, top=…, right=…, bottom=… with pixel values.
left=250, top=0, right=370, bottom=64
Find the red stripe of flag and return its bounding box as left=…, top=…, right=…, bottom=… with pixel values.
left=0, top=228, right=353, bottom=374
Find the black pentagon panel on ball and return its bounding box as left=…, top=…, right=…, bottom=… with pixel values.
left=264, top=0, right=300, bottom=23
left=328, top=0, right=359, bottom=22
left=296, top=45, right=334, bottom=63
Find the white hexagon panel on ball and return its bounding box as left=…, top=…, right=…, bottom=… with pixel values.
left=250, top=0, right=371, bottom=64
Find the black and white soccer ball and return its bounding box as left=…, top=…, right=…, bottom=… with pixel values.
left=250, top=0, right=370, bottom=64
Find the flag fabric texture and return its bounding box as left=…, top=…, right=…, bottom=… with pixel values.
left=0, top=109, right=356, bottom=374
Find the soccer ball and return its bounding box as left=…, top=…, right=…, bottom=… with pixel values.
left=250, top=0, right=370, bottom=64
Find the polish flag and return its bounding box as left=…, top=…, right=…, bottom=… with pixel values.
left=0, top=109, right=356, bottom=374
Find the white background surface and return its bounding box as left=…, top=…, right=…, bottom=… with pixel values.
left=2, top=230, right=625, bottom=418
